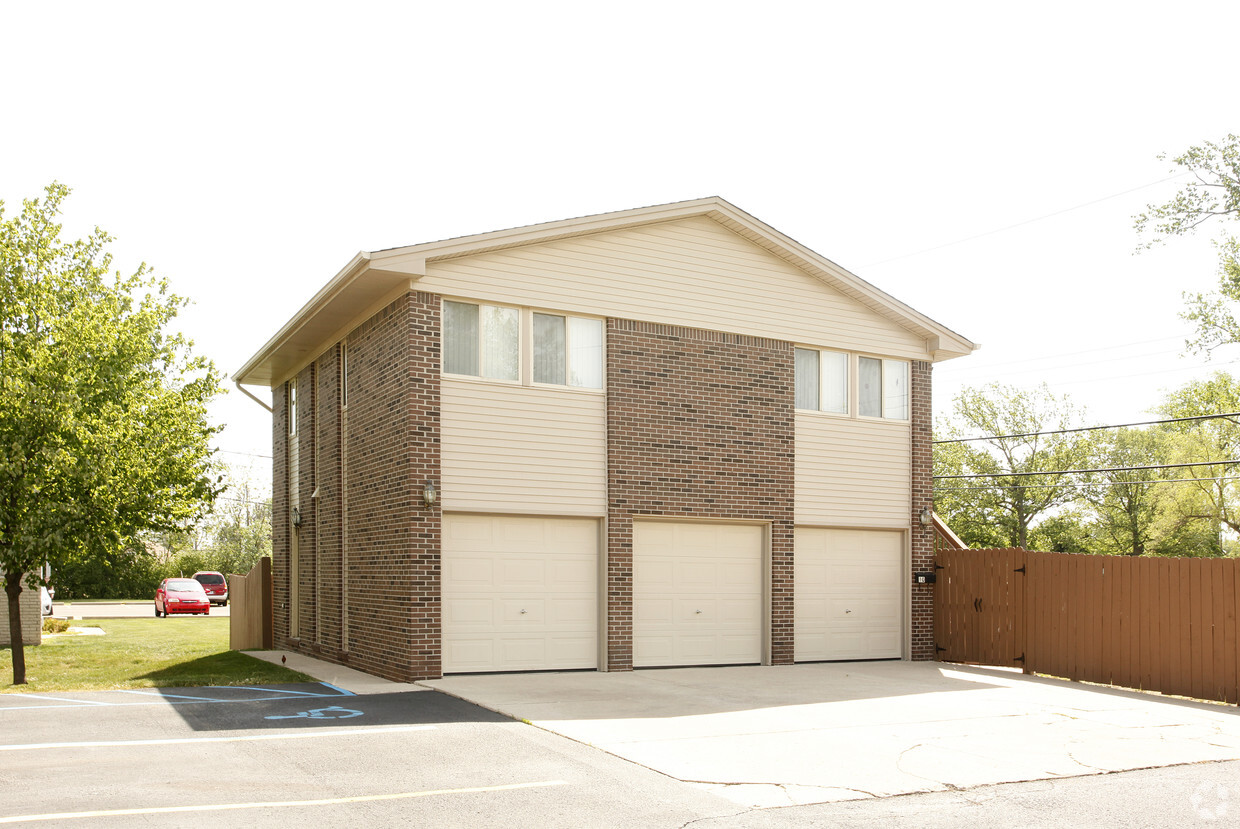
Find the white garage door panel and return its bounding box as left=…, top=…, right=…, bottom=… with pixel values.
left=795, top=528, right=903, bottom=661
left=443, top=514, right=599, bottom=673
left=634, top=521, right=763, bottom=668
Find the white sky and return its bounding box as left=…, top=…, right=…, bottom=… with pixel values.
left=4, top=1, right=1239, bottom=494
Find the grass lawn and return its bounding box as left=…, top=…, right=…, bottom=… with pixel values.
left=1, top=618, right=314, bottom=693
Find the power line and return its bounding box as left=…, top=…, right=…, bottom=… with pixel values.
left=935, top=335, right=1187, bottom=376
left=862, top=173, right=1189, bottom=268
left=934, top=411, right=1240, bottom=445
left=935, top=459, right=1238, bottom=481
left=936, top=474, right=1240, bottom=493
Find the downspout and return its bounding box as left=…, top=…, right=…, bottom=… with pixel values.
left=234, top=378, right=273, bottom=413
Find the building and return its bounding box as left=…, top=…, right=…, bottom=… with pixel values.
left=234, top=197, right=976, bottom=682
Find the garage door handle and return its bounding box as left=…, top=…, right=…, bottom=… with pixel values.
left=520, top=609, right=527, bottom=614
left=695, top=609, right=702, bottom=614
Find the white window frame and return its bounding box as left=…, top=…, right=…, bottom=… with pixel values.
left=442, top=299, right=605, bottom=392
left=442, top=300, right=521, bottom=384
left=794, top=346, right=849, bottom=416
left=857, top=355, right=910, bottom=422
left=531, top=312, right=604, bottom=390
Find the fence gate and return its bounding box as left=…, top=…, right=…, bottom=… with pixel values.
left=934, top=547, right=1026, bottom=668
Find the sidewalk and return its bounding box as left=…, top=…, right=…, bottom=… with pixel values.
left=245, top=650, right=428, bottom=696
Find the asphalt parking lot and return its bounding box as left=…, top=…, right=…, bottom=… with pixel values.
left=0, top=682, right=736, bottom=828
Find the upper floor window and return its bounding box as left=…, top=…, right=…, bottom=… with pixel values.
left=795, top=348, right=909, bottom=420
left=443, top=300, right=603, bottom=390
left=794, top=347, right=847, bottom=414
left=533, top=313, right=603, bottom=388
left=859, top=356, right=909, bottom=420
left=444, top=300, right=519, bottom=381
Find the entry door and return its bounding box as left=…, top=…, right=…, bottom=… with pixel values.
left=795, top=528, right=903, bottom=661
left=442, top=514, right=599, bottom=672
left=633, top=520, right=763, bottom=667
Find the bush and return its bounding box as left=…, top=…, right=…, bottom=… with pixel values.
left=43, top=618, right=71, bottom=634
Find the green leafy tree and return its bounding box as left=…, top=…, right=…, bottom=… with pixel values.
left=0, top=183, right=223, bottom=684
left=1135, top=135, right=1240, bottom=354
left=1078, top=427, right=1174, bottom=556
left=1151, top=372, right=1240, bottom=556
left=935, top=384, right=1093, bottom=549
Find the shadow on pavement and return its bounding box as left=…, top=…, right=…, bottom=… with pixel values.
left=158, top=685, right=511, bottom=733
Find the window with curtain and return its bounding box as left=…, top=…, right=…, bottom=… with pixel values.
left=534, top=313, right=602, bottom=388
left=859, top=356, right=909, bottom=419
left=795, top=347, right=848, bottom=414
left=444, top=300, right=518, bottom=381
left=445, top=301, right=603, bottom=389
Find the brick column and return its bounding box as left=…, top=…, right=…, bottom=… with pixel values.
left=605, top=319, right=795, bottom=670
left=910, top=360, right=934, bottom=660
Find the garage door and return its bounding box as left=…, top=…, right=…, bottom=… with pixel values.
left=795, top=528, right=903, bottom=661
left=442, top=514, right=599, bottom=673
left=633, top=520, right=763, bottom=668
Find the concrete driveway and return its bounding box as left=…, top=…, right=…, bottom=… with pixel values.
left=423, top=662, right=1240, bottom=809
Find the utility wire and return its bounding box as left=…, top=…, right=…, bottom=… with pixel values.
left=933, top=411, right=1240, bottom=445
left=862, top=173, right=1189, bottom=268
left=935, top=459, right=1238, bottom=481
left=936, top=474, right=1240, bottom=493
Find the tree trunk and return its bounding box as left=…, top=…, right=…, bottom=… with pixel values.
left=4, top=570, right=27, bottom=685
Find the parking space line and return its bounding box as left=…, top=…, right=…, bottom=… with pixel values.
left=0, top=684, right=351, bottom=713
left=8, top=694, right=111, bottom=706
left=0, top=779, right=567, bottom=823
left=222, top=685, right=348, bottom=698
left=0, top=724, right=437, bottom=752
left=113, top=690, right=230, bottom=702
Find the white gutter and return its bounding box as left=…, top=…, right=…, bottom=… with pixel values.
left=234, top=378, right=273, bottom=413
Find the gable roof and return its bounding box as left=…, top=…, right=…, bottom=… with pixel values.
left=235, top=197, right=977, bottom=387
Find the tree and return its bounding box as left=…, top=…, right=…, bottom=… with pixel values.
left=1078, top=427, right=1173, bottom=556
left=1152, top=372, right=1240, bottom=556
left=1135, top=135, right=1240, bottom=354
left=0, top=183, right=223, bottom=684
left=934, top=384, right=1092, bottom=548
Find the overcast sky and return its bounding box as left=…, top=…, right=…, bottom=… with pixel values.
left=4, top=1, right=1238, bottom=493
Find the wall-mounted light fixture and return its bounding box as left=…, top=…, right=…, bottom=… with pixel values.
left=919, top=508, right=933, bottom=526
left=422, top=480, right=438, bottom=509
left=291, top=506, right=303, bottom=527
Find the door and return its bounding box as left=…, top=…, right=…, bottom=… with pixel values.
left=795, top=528, right=903, bottom=661
left=633, top=520, right=763, bottom=667
left=442, top=514, right=599, bottom=672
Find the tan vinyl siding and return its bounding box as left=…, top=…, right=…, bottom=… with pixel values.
left=441, top=379, right=606, bottom=515
left=795, top=413, right=911, bottom=527
left=420, top=216, right=930, bottom=360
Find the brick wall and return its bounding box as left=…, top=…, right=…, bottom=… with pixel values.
left=272, top=383, right=289, bottom=644
left=910, top=359, right=934, bottom=660
left=315, top=344, right=343, bottom=656
left=295, top=362, right=318, bottom=643
left=605, top=319, right=796, bottom=670
left=0, top=579, right=42, bottom=646
left=341, top=292, right=442, bottom=682
left=269, top=291, right=441, bottom=682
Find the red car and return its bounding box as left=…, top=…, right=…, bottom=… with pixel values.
left=192, top=571, right=229, bottom=606
left=154, top=578, right=211, bottom=616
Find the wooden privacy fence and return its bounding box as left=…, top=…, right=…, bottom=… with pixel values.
left=935, top=548, right=1240, bottom=705
left=228, top=557, right=273, bottom=651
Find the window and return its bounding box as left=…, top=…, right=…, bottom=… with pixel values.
left=859, top=357, right=908, bottom=420
left=443, top=300, right=518, bottom=381
left=794, top=347, right=848, bottom=414
left=444, top=300, right=603, bottom=389
left=534, top=313, right=603, bottom=388
left=288, top=379, right=297, bottom=434
left=340, top=342, right=348, bottom=409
